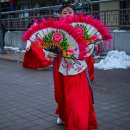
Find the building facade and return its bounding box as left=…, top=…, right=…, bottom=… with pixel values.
left=1, top=0, right=130, bottom=30
left=1, top=0, right=130, bottom=12
left=0, top=0, right=74, bottom=12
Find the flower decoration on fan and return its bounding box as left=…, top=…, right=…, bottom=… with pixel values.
left=52, top=32, right=63, bottom=43
left=74, top=24, right=99, bottom=45
left=35, top=37, right=44, bottom=45
left=63, top=13, right=112, bottom=47
left=23, top=18, right=89, bottom=59
left=33, top=30, right=78, bottom=59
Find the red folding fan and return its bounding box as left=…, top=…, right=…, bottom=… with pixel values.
left=60, top=13, right=112, bottom=48
left=23, top=18, right=89, bottom=59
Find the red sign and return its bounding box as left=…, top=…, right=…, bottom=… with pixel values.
left=10, top=0, right=14, bottom=4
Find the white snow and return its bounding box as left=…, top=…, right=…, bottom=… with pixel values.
left=94, top=50, right=130, bottom=70
left=4, top=46, right=20, bottom=51
left=21, top=50, right=26, bottom=53
left=4, top=46, right=25, bottom=52
left=112, top=30, right=129, bottom=32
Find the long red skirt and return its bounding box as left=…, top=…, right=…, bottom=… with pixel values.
left=23, top=44, right=52, bottom=69
left=53, top=57, right=98, bottom=130
left=86, top=55, right=95, bottom=81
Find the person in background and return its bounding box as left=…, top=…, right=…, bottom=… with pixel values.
left=1, top=23, right=7, bottom=48
left=0, top=23, right=7, bottom=54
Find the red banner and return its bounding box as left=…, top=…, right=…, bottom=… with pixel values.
left=10, top=0, right=14, bottom=4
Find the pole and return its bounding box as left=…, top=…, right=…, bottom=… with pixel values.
left=0, top=2, right=6, bottom=54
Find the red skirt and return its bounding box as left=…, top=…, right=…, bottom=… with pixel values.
left=23, top=44, right=52, bottom=69
left=86, top=55, right=95, bottom=81
left=53, top=57, right=98, bottom=130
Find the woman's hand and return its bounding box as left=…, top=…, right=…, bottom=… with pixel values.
left=48, top=52, right=57, bottom=59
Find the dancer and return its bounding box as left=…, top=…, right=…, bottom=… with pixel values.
left=22, top=1, right=98, bottom=129
left=48, top=1, right=98, bottom=130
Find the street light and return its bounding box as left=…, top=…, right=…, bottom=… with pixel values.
left=0, top=2, right=6, bottom=54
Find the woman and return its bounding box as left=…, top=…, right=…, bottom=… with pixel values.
left=47, top=1, right=98, bottom=130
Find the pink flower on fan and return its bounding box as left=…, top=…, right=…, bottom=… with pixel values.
left=103, top=34, right=112, bottom=41
left=75, top=26, right=84, bottom=35
left=52, top=32, right=63, bottom=43
left=66, top=49, right=76, bottom=55
left=35, top=37, right=44, bottom=45
left=89, top=35, right=99, bottom=43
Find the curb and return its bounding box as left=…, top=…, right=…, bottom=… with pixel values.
left=0, top=53, right=24, bottom=63
left=0, top=54, right=52, bottom=71
left=0, top=56, right=23, bottom=63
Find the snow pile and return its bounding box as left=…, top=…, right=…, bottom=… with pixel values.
left=94, top=50, right=130, bottom=70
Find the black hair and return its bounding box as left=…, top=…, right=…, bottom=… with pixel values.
left=59, top=0, right=74, bottom=13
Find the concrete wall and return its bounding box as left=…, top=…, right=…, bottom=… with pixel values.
left=5, top=31, right=26, bottom=50
left=102, top=31, right=130, bottom=55
left=4, top=31, right=130, bottom=54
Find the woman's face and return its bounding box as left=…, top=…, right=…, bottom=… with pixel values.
left=61, top=7, right=74, bottom=18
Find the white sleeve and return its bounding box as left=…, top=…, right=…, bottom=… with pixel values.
left=26, top=40, right=31, bottom=51
left=85, top=44, right=94, bottom=57
left=43, top=49, right=52, bottom=61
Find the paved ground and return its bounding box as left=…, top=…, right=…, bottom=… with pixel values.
left=0, top=59, right=130, bottom=130
left=0, top=51, right=24, bottom=63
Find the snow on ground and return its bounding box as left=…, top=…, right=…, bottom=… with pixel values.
left=4, top=46, right=25, bottom=52
left=3, top=46, right=130, bottom=70
left=94, top=50, right=130, bottom=70
left=112, top=30, right=129, bottom=32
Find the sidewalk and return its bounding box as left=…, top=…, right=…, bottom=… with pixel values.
left=0, top=50, right=102, bottom=63
left=0, top=51, right=25, bottom=63
left=0, top=51, right=130, bottom=130
left=0, top=59, right=130, bottom=130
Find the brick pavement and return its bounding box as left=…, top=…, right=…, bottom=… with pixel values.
left=0, top=59, right=130, bottom=130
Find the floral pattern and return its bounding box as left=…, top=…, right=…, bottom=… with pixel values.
left=74, top=23, right=99, bottom=45
left=75, top=26, right=84, bottom=35
left=34, top=30, right=78, bottom=59
left=52, top=32, right=63, bottom=43
left=59, top=58, right=87, bottom=75
left=35, top=37, right=44, bottom=45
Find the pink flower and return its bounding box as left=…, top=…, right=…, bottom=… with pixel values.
left=35, top=37, right=44, bottom=45
left=89, top=35, right=99, bottom=43
left=103, top=34, right=112, bottom=41
left=75, top=26, right=84, bottom=35
left=52, top=32, right=63, bottom=43
left=77, top=66, right=83, bottom=72
left=66, top=49, right=76, bottom=55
